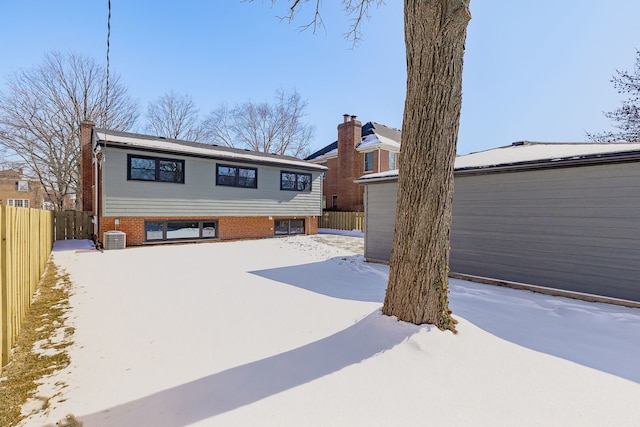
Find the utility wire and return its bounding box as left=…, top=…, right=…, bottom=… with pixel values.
left=104, top=0, right=111, bottom=127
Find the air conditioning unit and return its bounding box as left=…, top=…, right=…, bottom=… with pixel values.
left=104, top=230, right=126, bottom=250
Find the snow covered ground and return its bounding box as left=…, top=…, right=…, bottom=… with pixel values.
left=20, top=235, right=640, bottom=426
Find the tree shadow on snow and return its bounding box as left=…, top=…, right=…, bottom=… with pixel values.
left=250, top=255, right=388, bottom=302
left=448, top=279, right=640, bottom=383
left=78, top=310, right=419, bottom=426
left=251, top=257, right=640, bottom=383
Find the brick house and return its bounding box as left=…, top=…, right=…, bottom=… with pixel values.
left=305, top=114, right=401, bottom=211
left=0, top=169, right=51, bottom=209
left=81, top=121, right=326, bottom=246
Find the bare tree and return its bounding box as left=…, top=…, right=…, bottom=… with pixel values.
left=588, top=49, right=640, bottom=142
left=264, top=0, right=470, bottom=329
left=202, top=89, right=314, bottom=158
left=0, top=51, right=139, bottom=210
left=146, top=91, right=203, bottom=141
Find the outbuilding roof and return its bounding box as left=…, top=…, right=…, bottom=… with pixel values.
left=356, top=141, right=640, bottom=183
left=93, top=128, right=326, bottom=171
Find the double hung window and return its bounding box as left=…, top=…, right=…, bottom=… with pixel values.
left=389, top=152, right=397, bottom=170
left=364, top=152, right=374, bottom=172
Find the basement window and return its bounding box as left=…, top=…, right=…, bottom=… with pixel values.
left=145, top=220, right=218, bottom=242
left=274, top=219, right=305, bottom=235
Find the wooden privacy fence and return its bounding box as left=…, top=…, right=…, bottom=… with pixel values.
left=319, top=211, right=365, bottom=232
left=55, top=210, right=92, bottom=240
left=1, top=206, right=54, bottom=370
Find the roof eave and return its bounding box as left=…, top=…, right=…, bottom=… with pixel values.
left=97, top=138, right=327, bottom=172
left=455, top=150, right=640, bottom=175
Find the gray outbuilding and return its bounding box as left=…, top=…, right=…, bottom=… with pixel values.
left=357, top=141, right=640, bottom=303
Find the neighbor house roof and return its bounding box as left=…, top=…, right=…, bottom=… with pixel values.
left=355, top=141, right=640, bottom=183
left=93, top=128, right=326, bottom=171
left=305, top=121, right=401, bottom=162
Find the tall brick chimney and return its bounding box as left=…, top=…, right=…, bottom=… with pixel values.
left=80, top=120, right=95, bottom=212
left=336, top=114, right=364, bottom=211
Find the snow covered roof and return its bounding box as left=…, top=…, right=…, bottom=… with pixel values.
left=455, top=141, right=640, bottom=171
left=356, top=132, right=401, bottom=152
left=305, top=121, right=401, bottom=162
left=304, top=141, right=337, bottom=162
left=93, top=128, right=326, bottom=171
left=356, top=141, right=640, bottom=183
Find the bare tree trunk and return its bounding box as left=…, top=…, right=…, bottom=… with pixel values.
left=382, top=0, right=470, bottom=330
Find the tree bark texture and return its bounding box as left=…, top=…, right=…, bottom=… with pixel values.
left=382, top=0, right=470, bottom=329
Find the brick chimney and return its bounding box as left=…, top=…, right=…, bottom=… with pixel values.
left=80, top=120, right=95, bottom=212
left=336, top=114, right=364, bottom=211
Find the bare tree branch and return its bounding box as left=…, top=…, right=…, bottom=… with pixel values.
left=146, top=91, right=204, bottom=141
left=201, top=89, right=315, bottom=158
left=0, top=51, right=139, bottom=210
left=247, top=0, right=384, bottom=46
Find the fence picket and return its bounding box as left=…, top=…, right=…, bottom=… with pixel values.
left=0, top=206, right=54, bottom=371
left=54, top=211, right=92, bottom=240
left=319, top=211, right=365, bottom=232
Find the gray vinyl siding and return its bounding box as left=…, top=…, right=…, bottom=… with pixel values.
left=102, top=147, right=322, bottom=217
left=363, top=181, right=398, bottom=263
left=362, top=161, right=640, bottom=302
left=451, top=162, right=640, bottom=301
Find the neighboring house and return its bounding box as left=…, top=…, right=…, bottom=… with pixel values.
left=0, top=169, right=50, bottom=209
left=357, top=141, right=640, bottom=302
left=305, top=114, right=401, bottom=212
left=80, top=121, right=326, bottom=246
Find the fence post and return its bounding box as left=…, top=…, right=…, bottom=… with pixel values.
left=0, top=206, right=6, bottom=368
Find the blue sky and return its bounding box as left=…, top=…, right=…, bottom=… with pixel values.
left=1, top=1, right=639, bottom=155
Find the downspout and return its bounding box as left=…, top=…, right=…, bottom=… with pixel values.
left=93, top=142, right=99, bottom=239
left=377, top=147, right=381, bottom=172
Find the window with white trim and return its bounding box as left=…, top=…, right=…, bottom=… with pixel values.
left=364, top=152, right=374, bottom=172
left=8, top=199, right=30, bottom=208
left=16, top=180, right=29, bottom=192
left=389, top=152, right=397, bottom=170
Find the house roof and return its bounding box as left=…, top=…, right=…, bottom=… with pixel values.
left=0, top=169, right=35, bottom=181
left=361, top=122, right=402, bottom=145
left=305, top=121, right=402, bottom=161
left=304, top=141, right=337, bottom=161
left=93, top=128, right=326, bottom=172
left=356, top=141, right=640, bottom=183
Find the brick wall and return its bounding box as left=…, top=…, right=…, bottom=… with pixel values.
left=99, top=215, right=319, bottom=246
left=323, top=157, right=339, bottom=209
left=336, top=115, right=365, bottom=212
left=0, top=172, right=47, bottom=209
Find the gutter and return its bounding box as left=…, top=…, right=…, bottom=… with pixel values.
left=96, top=140, right=327, bottom=173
